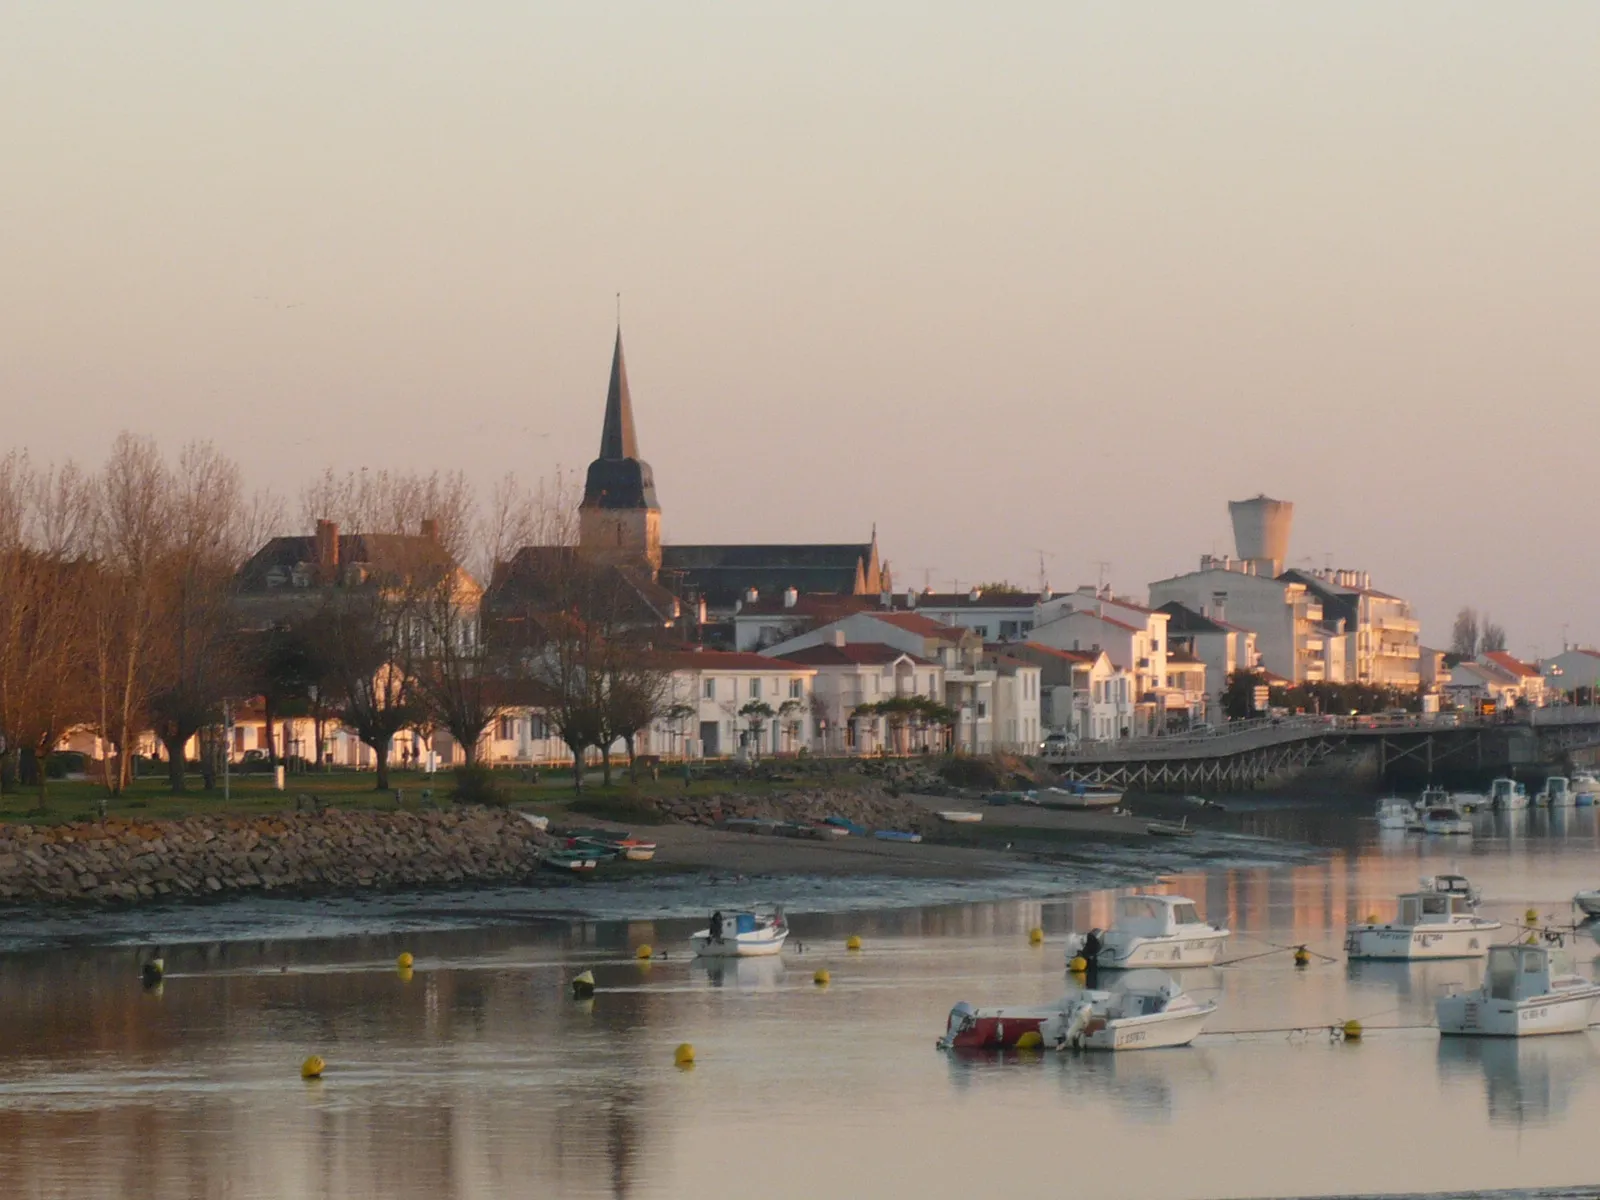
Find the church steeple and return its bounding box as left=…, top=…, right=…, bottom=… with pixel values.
left=579, top=325, right=661, bottom=573
left=598, top=328, right=640, bottom=461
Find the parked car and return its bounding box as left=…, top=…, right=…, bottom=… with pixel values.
left=1040, top=731, right=1078, bottom=756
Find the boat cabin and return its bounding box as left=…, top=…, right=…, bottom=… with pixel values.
left=1396, top=892, right=1473, bottom=926
left=1484, top=945, right=1553, bottom=1002
left=1543, top=777, right=1571, bottom=802
left=1490, top=778, right=1527, bottom=805
left=1426, top=874, right=1475, bottom=901
left=1114, top=895, right=1205, bottom=937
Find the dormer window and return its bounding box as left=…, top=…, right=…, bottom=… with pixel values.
left=265, top=566, right=289, bottom=589
left=290, top=565, right=311, bottom=589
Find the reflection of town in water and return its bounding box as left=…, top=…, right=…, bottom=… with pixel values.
left=7, top=807, right=1600, bottom=1196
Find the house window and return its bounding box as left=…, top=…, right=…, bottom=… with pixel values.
left=1000, top=621, right=1019, bottom=640
left=498, top=716, right=515, bottom=741
left=704, top=679, right=716, bottom=700
left=788, top=678, right=802, bottom=699
left=977, top=701, right=988, bottom=719
left=973, top=625, right=990, bottom=638
left=750, top=678, right=762, bottom=699
left=530, top=716, right=548, bottom=740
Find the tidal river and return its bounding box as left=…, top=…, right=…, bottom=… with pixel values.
left=5, top=804, right=1600, bottom=1199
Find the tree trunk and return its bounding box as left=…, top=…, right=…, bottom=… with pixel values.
left=569, top=743, right=586, bottom=791
left=163, top=733, right=187, bottom=793
left=461, top=733, right=478, bottom=769
left=374, top=740, right=390, bottom=791
left=601, top=742, right=613, bottom=786
left=199, top=730, right=217, bottom=790
left=263, top=697, right=277, bottom=767
left=313, top=713, right=326, bottom=771
left=625, top=734, right=637, bottom=782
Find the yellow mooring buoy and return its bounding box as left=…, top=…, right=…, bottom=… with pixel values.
left=397, top=966, right=414, bottom=982
left=1526, top=908, right=1540, bottom=926
left=301, top=1055, right=326, bottom=1079
left=674, top=1043, right=695, bottom=1068
left=396, top=952, right=414, bottom=970
left=140, top=959, right=164, bottom=988
left=813, top=968, right=831, bottom=986
left=636, top=944, right=653, bottom=960
left=1341, top=1020, right=1363, bottom=1041
left=571, top=970, right=596, bottom=998
left=1068, top=956, right=1088, bottom=974
left=846, top=935, right=863, bottom=951
left=1028, top=927, right=1044, bottom=945
left=1293, top=946, right=1311, bottom=967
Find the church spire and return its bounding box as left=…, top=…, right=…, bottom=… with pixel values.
left=599, top=327, right=640, bottom=461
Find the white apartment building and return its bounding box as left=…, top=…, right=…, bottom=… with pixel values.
left=1149, top=557, right=1326, bottom=684
left=1156, top=601, right=1260, bottom=718
left=1279, top=568, right=1420, bottom=688
left=769, top=637, right=944, bottom=755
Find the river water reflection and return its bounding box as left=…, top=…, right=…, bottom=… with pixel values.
left=5, top=805, right=1600, bottom=1199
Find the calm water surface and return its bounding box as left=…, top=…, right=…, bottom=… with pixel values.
left=6, top=805, right=1600, bottom=1199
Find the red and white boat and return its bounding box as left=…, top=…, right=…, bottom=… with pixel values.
left=935, top=971, right=1216, bottom=1052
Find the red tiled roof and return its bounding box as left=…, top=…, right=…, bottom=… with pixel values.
left=773, top=644, right=930, bottom=667
left=865, top=611, right=970, bottom=639
left=659, top=650, right=810, bottom=672
left=1015, top=643, right=1102, bottom=664
left=1485, top=651, right=1540, bottom=679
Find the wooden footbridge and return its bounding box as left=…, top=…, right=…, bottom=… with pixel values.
left=1046, top=709, right=1600, bottom=792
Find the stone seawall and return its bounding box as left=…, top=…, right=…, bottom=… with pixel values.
left=0, top=807, right=549, bottom=905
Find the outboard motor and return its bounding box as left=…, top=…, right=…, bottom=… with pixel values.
left=1060, top=1000, right=1096, bottom=1050
left=1062, top=932, right=1086, bottom=961
left=938, top=1001, right=977, bottom=1049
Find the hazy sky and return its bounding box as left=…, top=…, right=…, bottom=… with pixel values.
left=4, top=3, right=1598, bottom=654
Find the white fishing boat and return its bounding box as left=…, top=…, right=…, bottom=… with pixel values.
left=1344, top=891, right=1502, bottom=960
left=1536, top=777, right=1575, bottom=807
left=1570, top=772, right=1600, bottom=806
left=1489, top=777, right=1530, bottom=811
left=1064, top=894, right=1230, bottom=970
left=1438, top=944, right=1600, bottom=1036
left=689, top=906, right=788, bottom=958
left=1375, top=797, right=1416, bottom=830
left=936, top=970, right=1216, bottom=1052
left=1422, top=873, right=1482, bottom=909
left=936, top=810, right=983, bottom=824
left=1041, top=784, right=1123, bottom=811
left=1420, top=799, right=1471, bottom=835
left=1573, top=889, right=1600, bottom=918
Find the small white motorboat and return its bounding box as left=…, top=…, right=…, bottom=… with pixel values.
left=1438, top=944, right=1600, bottom=1036
left=1041, top=784, right=1123, bottom=810
left=935, top=970, right=1216, bottom=1052
left=936, top=810, right=983, bottom=824
left=1445, top=787, right=1486, bottom=814
left=689, top=906, right=788, bottom=958
left=1573, top=889, right=1600, bottom=918
left=1537, top=777, right=1575, bottom=808
left=1344, top=891, right=1502, bottom=960
left=1489, top=777, right=1530, bottom=811
left=1420, top=801, right=1472, bottom=835
left=1422, top=873, right=1482, bottom=909
left=1375, top=797, right=1416, bottom=830
left=1570, top=772, right=1600, bottom=806
left=1064, top=894, right=1229, bottom=970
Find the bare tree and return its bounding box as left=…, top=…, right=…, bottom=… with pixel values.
left=1450, top=607, right=1480, bottom=659
left=0, top=453, right=96, bottom=799
left=314, top=587, right=424, bottom=791
left=145, top=444, right=267, bottom=792
left=1482, top=618, right=1508, bottom=654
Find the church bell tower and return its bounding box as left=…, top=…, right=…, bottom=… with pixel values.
left=578, top=328, right=662, bottom=573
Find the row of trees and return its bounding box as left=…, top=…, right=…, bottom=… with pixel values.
left=1, top=441, right=675, bottom=798
left=1219, top=670, right=1422, bottom=720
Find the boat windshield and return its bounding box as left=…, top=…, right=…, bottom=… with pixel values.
left=1486, top=948, right=1517, bottom=1000
left=1172, top=903, right=1200, bottom=926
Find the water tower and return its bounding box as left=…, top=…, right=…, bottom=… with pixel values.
left=1228, top=495, right=1293, bottom=576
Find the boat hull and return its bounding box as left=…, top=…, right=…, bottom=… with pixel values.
left=1438, top=986, right=1600, bottom=1036
left=689, top=930, right=788, bottom=958
left=1575, top=892, right=1600, bottom=917
left=1099, top=930, right=1230, bottom=969
left=1344, top=921, right=1500, bottom=960
left=1072, top=1004, right=1215, bottom=1050
left=940, top=1002, right=1213, bottom=1052
left=1422, top=820, right=1472, bottom=835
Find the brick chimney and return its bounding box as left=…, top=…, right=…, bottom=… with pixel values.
left=314, top=519, right=339, bottom=581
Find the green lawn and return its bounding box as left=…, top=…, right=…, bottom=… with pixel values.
left=0, top=763, right=868, bottom=826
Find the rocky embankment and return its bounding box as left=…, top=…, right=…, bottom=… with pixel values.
left=658, top=786, right=930, bottom=831
left=0, top=807, right=548, bottom=905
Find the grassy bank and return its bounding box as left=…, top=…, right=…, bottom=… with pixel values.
left=0, top=766, right=875, bottom=827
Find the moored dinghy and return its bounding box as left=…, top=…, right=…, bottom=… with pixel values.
left=689, top=906, right=788, bottom=958
left=936, top=971, right=1216, bottom=1052
left=1064, top=894, right=1230, bottom=970
left=1344, top=891, right=1501, bottom=960
left=1438, top=944, right=1600, bottom=1036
